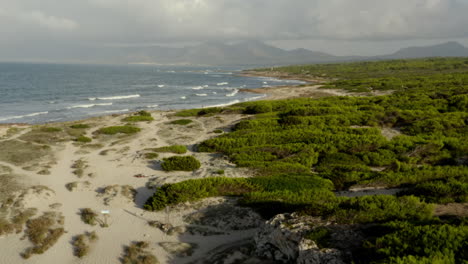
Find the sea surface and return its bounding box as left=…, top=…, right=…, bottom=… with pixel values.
left=0, top=63, right=304, bottom=124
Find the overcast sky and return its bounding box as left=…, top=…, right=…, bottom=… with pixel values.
left=1, top=0, right=468, bottom=61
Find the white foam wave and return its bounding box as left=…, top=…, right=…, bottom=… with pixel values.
left=217, top=82, right=229, bottom=86
left=88, top=97, right=97, bottom=101
left=203, top=85, right=209, bottom=88
left=243, top=95, right=267, bottom=102
left=0, top=111, right=49, bottom=122
left=158, top=85, right=165, bottom=88
left=225, top=88, right=239, bottom=97
left=192, top=86, right=204, bottom=90
left=204, top=100, right=240, bottom=108
left=146, top=105, right=159, bottom=108
left=95, top=94, right=140, bottom=100
left=213, top=92, right=217, bottom=94
left=67, top=103, right=112, bottom=109
left=196, top=94, right=208, bottom=97
left=103, top=109, right=129, bottom=114
left=180, top=96, right=187, bottom=100
left=263, top=82, right=268, bottom=84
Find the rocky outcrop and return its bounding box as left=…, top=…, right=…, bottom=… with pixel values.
left=254, top=213, right=363, bottom=264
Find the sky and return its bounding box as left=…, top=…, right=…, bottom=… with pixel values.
left=1, top=0, right=468, bottom=62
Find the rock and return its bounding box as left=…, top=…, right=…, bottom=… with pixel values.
left=254, top=213, right=350, bottom=264
left=183, top=203, right=262, bottom=231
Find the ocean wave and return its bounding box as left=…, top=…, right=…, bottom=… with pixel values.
left=158, top=85, right=165, bottom=88
left=180, top=96, right=187, bottom=100
left=146, top=104, right=159, bottom=108
left=67, top=103, right=112, bottom=109
left=103, top=109, right=129, bottom=114
left=93, top=94, right=141, bottom=100
left=243, top=95, right=267, bottom=102
left=217, top=82, right=229, bottom=86
left=196, top=94, right=208, bottom=97
left=225, top=88, right=239, bottom=97
left=203, top=85, right=209, bottom=88
left=204, top=100, right=240, bottom=108
left=213, top=92, right=217, bottom=94
left=0, top=111, right=49, bottom=122
left=192, top=86, right=204, bottom=90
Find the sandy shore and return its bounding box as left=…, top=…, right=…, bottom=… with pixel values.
left=0, top=108, right=262, bottom=264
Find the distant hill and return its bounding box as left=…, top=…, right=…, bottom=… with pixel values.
left=61, top=41, right=468, bottom=65
left=377, top=41, right=468, bottom=60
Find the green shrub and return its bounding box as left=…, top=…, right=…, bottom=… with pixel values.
left=161, top=156, right=201, bottom=171
left=244, top=102, right=273, bottom=114
left=96, top=126, right=141, bottom=135
left=122, top=115, right=154, bottom=122
left=70, top=124, right=90, bottom=129
left=149, top=145, right=187, bottom=154
left=170, top=119, right=193, bottom=125
left=305, top=227, right=331, bottom=248
left=75, top=136, right=92, bottom=143
left=144, top=153, right=159, bottom=159
left=213, top=129, right=223, bottom=134
left=40, top=127, right=62, bottom=132
left=144, top=177, right=257, bottom=211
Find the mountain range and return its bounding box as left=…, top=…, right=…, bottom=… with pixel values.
left=86, top=41, right=468, bottom=65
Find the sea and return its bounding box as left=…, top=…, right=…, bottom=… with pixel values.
left=0, top=63, right=305, bottom=124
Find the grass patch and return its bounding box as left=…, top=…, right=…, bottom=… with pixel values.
left=71, top=159, right=87, bottom=178
left=148, top=145, right=187, bottom=154
left=40, top=127, right=62, bottom=133
left=70, top=124, right=90, bottom=129
left=305, top=227, right=331, bottom=248
left=169, top=119, right=193, bottom=125
left=161, top=156, right=201, bottom=171
left=72, top=231, right=98, bottom=258
left=121, top=241, right=159, bottom=264
left=21, top=212, right=65, bottom=259
left=0, top=140, right=51, bottom=166
left=75, top=135, right=92, bottom=143
left=144, top=153, right=159, bottom=159
left=122, top=111, right=154, bottom=122
left=96, top=126, right=141, bottom=135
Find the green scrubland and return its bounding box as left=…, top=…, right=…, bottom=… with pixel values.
left=145, top=58, right=468, bottom=263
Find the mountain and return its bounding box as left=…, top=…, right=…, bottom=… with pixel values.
left=378, top=41, right=468, bottom=60
left=116, top=40, right=343, bottom=66
left=58, top=41, right=468, bottom=65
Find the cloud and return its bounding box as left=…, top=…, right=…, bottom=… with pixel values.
left=1, top=0, right=468, bottom=54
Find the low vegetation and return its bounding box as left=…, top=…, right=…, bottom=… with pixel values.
left=145, top=58, right=468, bottom=262
left=72, top=231, right=98, bottom=258
left=80, top=208, right=98, bottom=226
left=148, top=145, right=187, bottom=154
left=122, top=111, right=154, bottom=122
left=70, top=124, right=90, bottom=129
left=96, top=126, right=141, bottom=135
left=0, top=140, right=51, bottom=166
left=75, top=135, right=92, bottom=143
left=121, top=241, right=159, bottom=264
left=161, top=156, right=201, bottom=171
left=169, top=119, right=193, bottom=125
left=21, top=212, right=65, bottom=259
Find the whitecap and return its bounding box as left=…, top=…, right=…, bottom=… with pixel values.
left=192, top=86, right=204, bottom=90
left=225, top=89, right=239, bottom=97
left=96, top=94, right=140, bottom=100
left=180, top=96, right=187, bottom=100
left=88, top=97, right=97, bottom=101
left=0, top=111, right=49, bottom=122
left=204, top=100, right=240, bottom=108
left=158, top=85, right=165, bottom=88
left=103, top=109, right=129, bottom=114
left=66, top=103, right=112, bottom=109
left=217, top=82, right=229, bottom=86
left=196, top=94, right=208, bottom=97
left=243, top=95, right=267, bottom=102
left=146, top=105, right=159, bottom=108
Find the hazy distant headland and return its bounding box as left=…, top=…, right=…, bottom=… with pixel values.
left=16, top=40, right=468, bottom=66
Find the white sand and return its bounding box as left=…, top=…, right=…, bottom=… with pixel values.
left=0, top=111, right=255, bottom=264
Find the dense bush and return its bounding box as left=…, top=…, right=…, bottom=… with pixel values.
left=161, top=156, right=201, bottom=171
